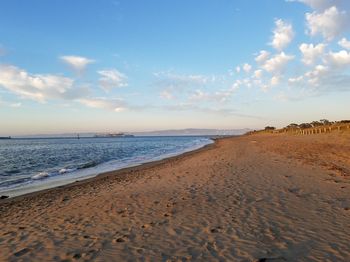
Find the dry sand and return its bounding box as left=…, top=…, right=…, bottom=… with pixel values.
left=0, top=132, right=349, bottom=261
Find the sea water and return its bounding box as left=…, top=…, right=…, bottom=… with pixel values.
left=0, top=136, right=213, bottom=197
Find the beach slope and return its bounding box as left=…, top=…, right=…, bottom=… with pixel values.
left=1, top=133, right=349, bottom=261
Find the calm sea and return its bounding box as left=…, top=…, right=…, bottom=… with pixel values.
left=0, top=136, right=213, bottom=197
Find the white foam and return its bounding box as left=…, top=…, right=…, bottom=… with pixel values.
left=32, top=172, right=49, bottom=180
left=59, top=168, right=75, bottom=175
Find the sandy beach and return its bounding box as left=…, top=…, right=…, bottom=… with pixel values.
left=0, top=132, right=349, bottom=261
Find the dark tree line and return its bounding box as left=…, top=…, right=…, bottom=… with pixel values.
left=284, top=119, right=350, bottom=129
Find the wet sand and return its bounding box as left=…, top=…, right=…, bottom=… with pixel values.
left=0, top=132, right=349, bottom=261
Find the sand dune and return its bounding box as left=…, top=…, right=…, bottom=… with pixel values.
left=0, top=133, right=349, bottom=261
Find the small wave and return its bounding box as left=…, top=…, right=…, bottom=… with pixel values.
left=58, top=168, right=76, bottom=175
left=78, top=161, right=99, bottom=169
left=0, top=177, right=31, bottom=188
left=5, top=169, right=20, bottom=175
left=32, top=172, right=49, bottom=180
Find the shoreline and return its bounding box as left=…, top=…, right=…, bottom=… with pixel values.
left=1, top=133, right=349, bottom=261
left=0, top=136, right=222, bottom=203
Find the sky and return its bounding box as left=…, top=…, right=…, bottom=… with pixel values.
left=0, top=0, right=350, bottom=135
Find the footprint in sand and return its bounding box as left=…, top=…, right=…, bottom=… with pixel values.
left=72, top=253, right=82, bottom=259
left=287, top=187, right=302, bottom=196
left=113, top=238, right=126, bottom=243
left=62, top=196, right=70, bottom=202
left=112, top=234, right=130, bottom=243
left=210, top=226, right=223, bottom=233
left=141, top=223, right=152, bottom=229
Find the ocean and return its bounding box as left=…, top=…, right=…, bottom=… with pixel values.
left=0, top=136, right=213, bottom=197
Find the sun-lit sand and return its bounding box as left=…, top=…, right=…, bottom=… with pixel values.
left=1, top=132, right=349, bottom=261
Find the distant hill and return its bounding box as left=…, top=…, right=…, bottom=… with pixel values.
left=130, top=128, right=251, bottom=136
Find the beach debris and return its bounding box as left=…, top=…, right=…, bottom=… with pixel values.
left=62, top=196, right=70, bottom=202
left=1, top=195, right=9, bottom=199
left=13, top=248, right=31, bottom=257
left=255, top=257, right=286, bottom=262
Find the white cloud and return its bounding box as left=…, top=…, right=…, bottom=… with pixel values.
left=271, top=19, right=295, bottom=50
left=262, top=52, right=294, bottom=74
left=154, top=72, right=214, bottom=101
left=289, top=0, right=337, bottom=10
left=306, top=6, right=349, bottom=40
left=338, top=37, right=350, bottom=49
left=261, top=84, right=270, bottom=92
left=242, top=78, right=252, bottom=88
left=232, top=79, right=242, bottom=90
left=288, top=75, right=304, bottom=84
left=189, top=89, right=234, bottom=103
left=270, top=76, right=280, bottom=86
left=154, top=72, right=209, bottom=87
left=305, top=64, right=329, bottom=85
left=78, top=97, right=126, bottom=112
left=254, top=69, right=263, bottom=78
left=253, top=76, right=280, bottom=92
left=299, top=43, right=326, bottom=65
left=98, top=69, right=128, bottom=91
left=289, top=64, right=335, bottom=89
left=189, top=89, right=208, bottom=101
left=326, top=50, right=350, bottom=67
left=60, top=55, right=94, bottom=72
left=10, top=102, right=21, bottom=108
left=210, top=90, right=235, bottom=102
left=289, top=0, right=350, bottom=11
left=0, top=64, right=133, bottom=113
left=252, top=79, right=263, bottom=87
left=243, top=63, right=252, bottom=73
left=0, top=64, right=82, bottom=102
left=235, top=66, right=241, bottom=73
left=255, top=50, right=270, bottom=64
left=10, top=102, right=22, bottom=108
left=159, top=90, right=174, bottom=100
left=287, top=61, right=350, bottom=93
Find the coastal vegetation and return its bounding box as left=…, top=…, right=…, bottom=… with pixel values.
left=250, top=120, right=350, bottom=135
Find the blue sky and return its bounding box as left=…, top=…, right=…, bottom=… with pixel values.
left=0, top=0, right=349, bottom=135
